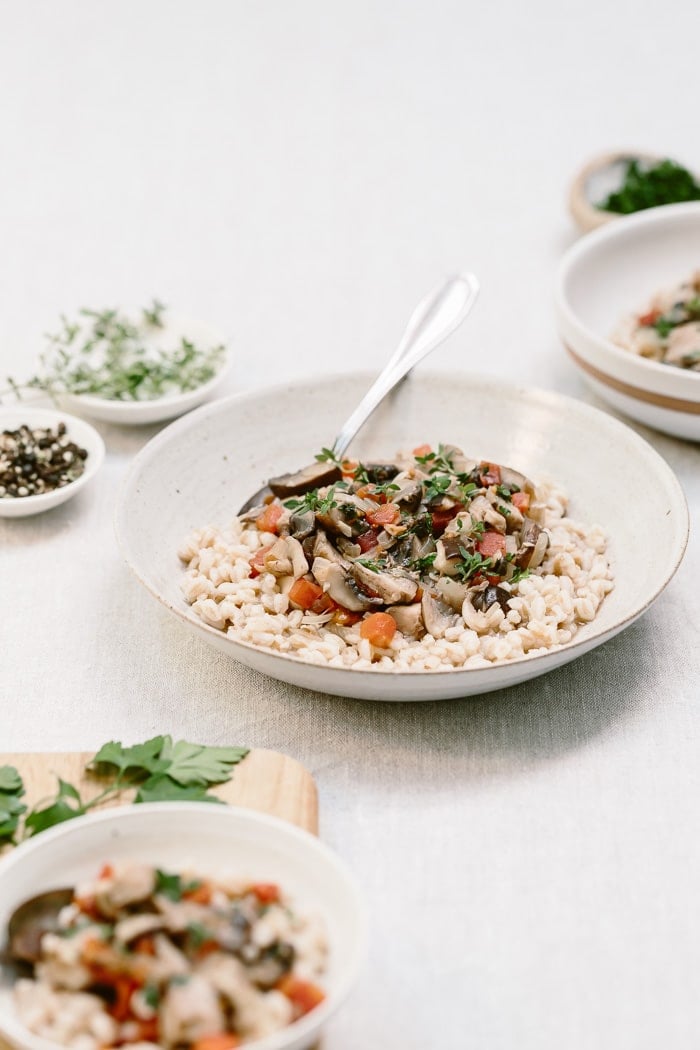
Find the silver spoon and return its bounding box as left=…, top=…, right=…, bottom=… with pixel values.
left=238, top=272, right=479, bottom=513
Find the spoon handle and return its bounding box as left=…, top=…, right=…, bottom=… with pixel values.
left=333, top=273, right=479, bottom=458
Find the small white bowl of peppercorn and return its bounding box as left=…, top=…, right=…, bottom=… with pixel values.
left=0, top=407, right=105, bottom=518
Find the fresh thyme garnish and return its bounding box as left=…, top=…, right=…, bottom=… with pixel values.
left=315, top=447, right=342, bottom=465
left=284, top=483, right=345, bottom=514
left=353, top=463, right=370, bottom=485
left=496, top=483, right=518, bottom=499
left=411, top=551, right=437, bottom=573
left=356, top=558, right=383, bottom=573
left=423, top=475, right=452, bottom=503
left=1, top=300, right=226, bottom=404
left=455, top=547, right=492, bottom=582
left=510, top=567, right=531, bottom=585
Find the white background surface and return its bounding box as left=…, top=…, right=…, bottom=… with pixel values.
left=1, top=2, right=700, bottom=1047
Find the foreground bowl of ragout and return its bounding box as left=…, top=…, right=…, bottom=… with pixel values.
left=0, top=804, right=366, bottom=1050
left=115, top=372, right=688, bottom=701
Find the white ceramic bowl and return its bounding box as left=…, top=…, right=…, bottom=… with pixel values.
left=556, top=201, right=700, bottom=440
left=115, top=372, right=688, bottom=702
left=0, top=804, right=365, bottom=1050
left=59, top=315, right=229, bottom=426
left=0, top=408, right=104, bottom=518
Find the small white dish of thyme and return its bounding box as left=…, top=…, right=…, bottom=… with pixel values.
left=4, top=301, right=229, bottom=426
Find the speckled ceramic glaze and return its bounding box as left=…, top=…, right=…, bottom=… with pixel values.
left=115, top=373, right=689, bottom=701
left=556, top=202, right=700, bottom=440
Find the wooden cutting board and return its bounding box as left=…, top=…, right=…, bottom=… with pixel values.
left=0, top=748, right=319, bottom=1050
left=0, top=748, right=318, bottom=841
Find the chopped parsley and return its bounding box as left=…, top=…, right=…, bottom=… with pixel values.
left=597, top=158, right=700, bottom=215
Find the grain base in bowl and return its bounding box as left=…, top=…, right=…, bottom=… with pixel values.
left=178, top=446, right=613, bottom=673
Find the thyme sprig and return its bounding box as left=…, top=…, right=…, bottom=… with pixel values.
left=1, top=300, right=226, bottom=404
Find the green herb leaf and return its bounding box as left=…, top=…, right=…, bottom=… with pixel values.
left=597, top=158, right=700, bottom=215
left=134, top=774, right=224, bottom=805
left=90, top=736, right=168, bottom=778
left=25, top=798, right=85, bottom=837
left=315, top=447, right=341, bottom=465
left=0, top=766, right=24, bottom=794
left=159, top=741, right=249, bottom=787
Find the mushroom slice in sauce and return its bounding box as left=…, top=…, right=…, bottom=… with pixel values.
left=516, top=519, right=549, bottom=569
left=386, top=603, right=425, bottom=638
left=268, top=462, right=342, bottom=498
left=351, top=562, right=418, bottom=604
left=472, top=584, right=512, bottom=614
left=289, top=509, right=316, bottom=540
left=324, top=564, right=380, bottom=611
left=421, top=591, right=459, bottom=638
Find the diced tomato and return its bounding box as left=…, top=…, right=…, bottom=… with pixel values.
left=479, top=462, right=501, bottom=486
left=310, top=592, right=336, bottom=615
left=341, top=459, right=358, bottom=477
left=289, top=578, right=324, bottom=610
left=250, top=882, right=281, bottom=905
left=477, top=530, right=507, bottom=559
left=75, top=895, right=101, bottom=920
left=359, top=612, right=397, bottom=648
left=366, top=503, right=400, bottom=527
left=192, top=1034, right=241, bottom=1050
left=109, top=976, right=139, bottom=1022
left=135, top=1019, right=160, bottom=1043
left=133, top=935, right=156, bottom=956
left=249, top=544, right=274, bottom=577
left=256, top=503, right=283, bottom=534
left=98, top=863, right=114, bottom=880
left=511, top=491, right=530, bottom=513
left=430, top=505, right=462, bottom=536
left=639, top=308, right=661, bottom=327
left=332, top=606, right=363, bottom=626
left=183, top=882, right=212, bottom=905
left=277, top=976, right=326, bottom=1016
left=357, top=529, right=380, bottom=552
left=412, top=443, right=432, bottom=457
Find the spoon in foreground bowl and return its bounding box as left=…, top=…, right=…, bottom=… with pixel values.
left=238, top=271, right=480, bottom=513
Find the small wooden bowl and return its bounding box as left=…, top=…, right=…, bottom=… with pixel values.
left=569, top=150, right=663, bottom=233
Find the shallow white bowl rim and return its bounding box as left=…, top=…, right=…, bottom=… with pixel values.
left=0, top=407, right=105, bottom=508
left=556, top=200, right=700, bottom=387
left=115, top=373, right=690, bottom=680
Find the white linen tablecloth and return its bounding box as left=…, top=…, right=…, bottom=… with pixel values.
left=2, top=3, right=700, bottom=1046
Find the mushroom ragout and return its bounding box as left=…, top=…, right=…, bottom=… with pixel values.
left=11, top=863, right=327, bottom=1049
left=614, top=270, right=700, bottom=370
left=242, top=444, right=549, bottom=646
left=179, top=443, right=613, bottom=670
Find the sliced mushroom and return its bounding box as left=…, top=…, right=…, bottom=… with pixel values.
left=516, top=519, right=549, bottom=568
left=261, top=537, right=293, bottom=577
left=114, top=914, right=165, bottom=947
left=436, top=577, right=471, bottom=610
left=468, top=494, right=507, bottom=532
left=499, top=466, right=536, bottom=496
left=313, top=530, right=348, bottom=565
left=324, top=563, right=379, bottom=611
left=159, top=973, right=225, bottom=1046
left=386, top=603, right=425, bottom=638
left=285, top=536, right=309, bottom=578
left=315, top=506, right=354, bottom=538
left=352, top=562, right=418, bottom=604
left=364, top=463, right=400, bottom=484
left=472, top=584, right=512, bottom=613
left=96, top=864, right=156, bottom=918
left=289, top=509, right=315, bottom=540
left=268, top=462, right=341, bottom=498
left=336, top=537, right=362, bottom=559
left=421, top=591, right=459, bottom=638
left=393, top=479, right=423, bottom=512
left=433, top=537, right=462, bottom=577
